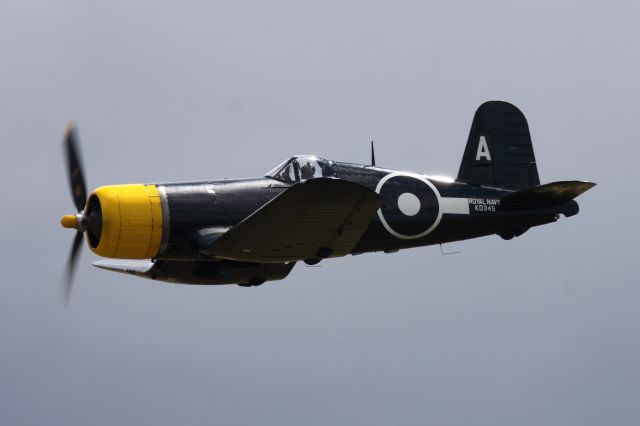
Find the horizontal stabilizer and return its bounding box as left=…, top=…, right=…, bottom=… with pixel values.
left=501, top=180, right=596, bottom=208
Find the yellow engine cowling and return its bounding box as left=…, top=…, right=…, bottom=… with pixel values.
left=86, top=184, right=163, bottom=259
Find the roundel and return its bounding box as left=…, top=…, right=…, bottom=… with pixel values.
left=375, top=172, right=443, bottom=239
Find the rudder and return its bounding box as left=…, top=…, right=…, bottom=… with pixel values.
left=457, top=101, right=540, bottom=189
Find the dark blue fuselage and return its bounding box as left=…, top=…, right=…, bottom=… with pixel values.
left=154, top=160, right=564, bottom=261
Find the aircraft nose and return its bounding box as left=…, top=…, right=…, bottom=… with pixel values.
left=86, top=184, right=163, bottom=259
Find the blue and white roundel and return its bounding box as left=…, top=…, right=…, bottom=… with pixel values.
left=375, top=172, right=444, bottom=239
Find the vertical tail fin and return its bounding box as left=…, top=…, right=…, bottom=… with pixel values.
left=457, top=101, right=540, bottom=189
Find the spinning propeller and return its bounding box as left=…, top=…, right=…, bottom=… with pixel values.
left=60, top=123, right=101, bottom=303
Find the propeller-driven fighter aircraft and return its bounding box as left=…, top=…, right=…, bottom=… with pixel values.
left=61, top=101, right=595, bottom=297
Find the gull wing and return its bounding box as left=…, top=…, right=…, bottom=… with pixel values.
left=201, top=178, right=381, bottom=263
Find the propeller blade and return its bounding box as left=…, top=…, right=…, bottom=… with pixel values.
left=63, top=122, right=87, bottom=212
left=63, top=231, right=84, bottom=304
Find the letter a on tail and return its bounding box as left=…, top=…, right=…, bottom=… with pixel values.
left=476, top=136, right=491, bottom=161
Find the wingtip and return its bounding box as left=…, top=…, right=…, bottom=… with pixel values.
left=570, top=180, right=597, bottom=197
left=579, top=181, right=597, bottom=191
left=92, top=260, right=154, bottom=274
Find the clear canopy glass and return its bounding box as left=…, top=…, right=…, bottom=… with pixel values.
left=266, top=155, right=335, bottom=182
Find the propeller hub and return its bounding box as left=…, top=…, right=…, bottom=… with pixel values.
left=60, top=213, right=88, bottom=231
left=61, top=214, right=77, bottom=229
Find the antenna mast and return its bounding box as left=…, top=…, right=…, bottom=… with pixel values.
left=370, top=140, right=376, bottom=167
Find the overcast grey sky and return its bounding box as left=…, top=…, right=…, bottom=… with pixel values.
left=1, top=1, right=638, bottom=425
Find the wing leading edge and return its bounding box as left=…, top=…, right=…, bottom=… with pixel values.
left=200, top=178, right=381, bottom=263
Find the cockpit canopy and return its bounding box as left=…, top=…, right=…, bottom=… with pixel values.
left=266, top=155, right=335, bottom=182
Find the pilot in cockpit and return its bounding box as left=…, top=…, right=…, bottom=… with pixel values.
left=267, top=156, right=335, bottom=183
left=300, top=161, right=316, bottom=180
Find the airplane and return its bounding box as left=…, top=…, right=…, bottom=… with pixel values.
left=60, top=101, right=595, bottom=298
